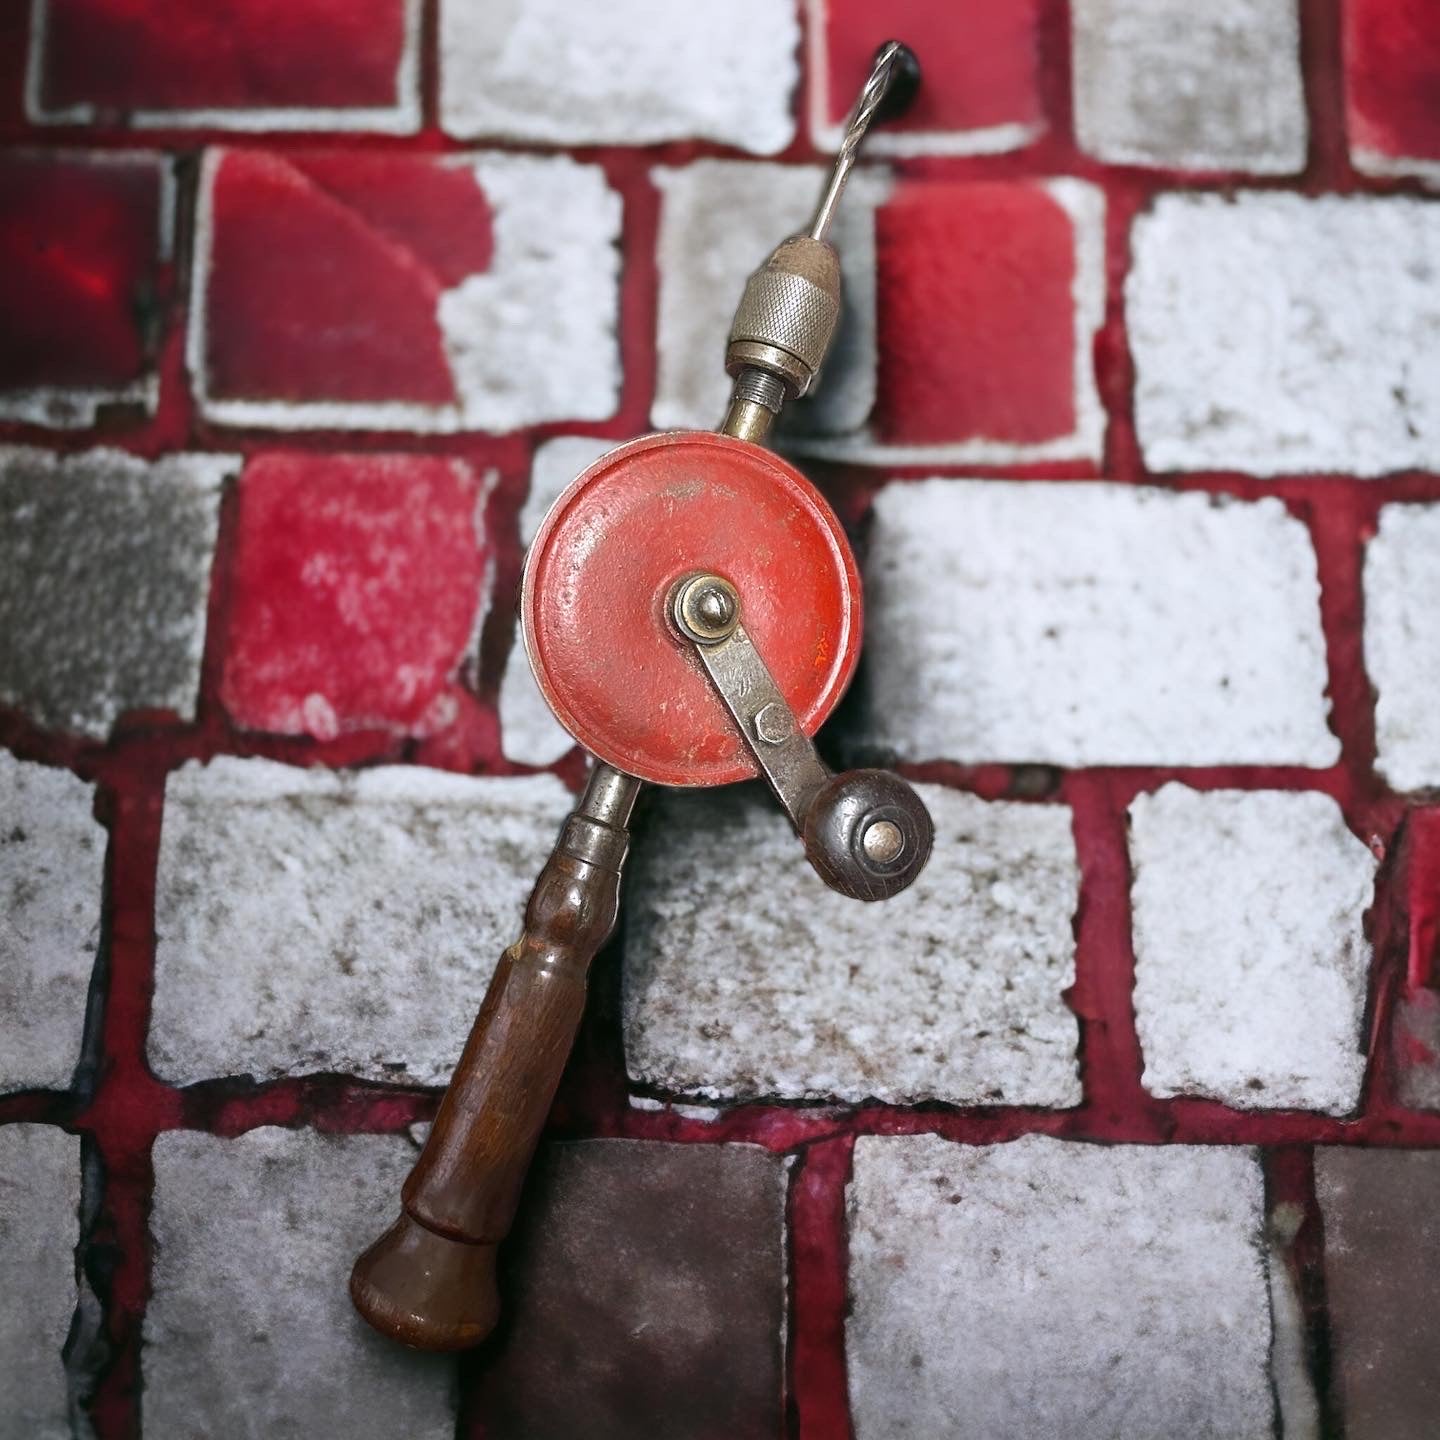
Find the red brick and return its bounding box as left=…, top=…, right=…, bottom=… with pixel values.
left=873, top=181, right=1077, bottom=446
left=220, top=454, right=491, bottom=739
left=30, top=0, right=417, bottom=125
left=198, top=150, right=460, bottom=410
left=814, top=0, right=1043, bottom=149
left=0, top=152, right=166, bottom=403
left=1344, top=0, right=1440, bottom=173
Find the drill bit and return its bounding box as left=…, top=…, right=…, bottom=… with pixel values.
left=808, top=40, right=922, bottom=243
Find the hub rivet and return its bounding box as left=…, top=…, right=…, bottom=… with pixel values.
left=861, top=818, right=905, bottom=866
left=674, top=573, right=741, bottom=644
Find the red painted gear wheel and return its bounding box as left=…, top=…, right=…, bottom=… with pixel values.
left=520, top=431, right=863, bottom=787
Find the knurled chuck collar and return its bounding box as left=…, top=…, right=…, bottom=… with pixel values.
left=725, top=235, right=842, bottom=398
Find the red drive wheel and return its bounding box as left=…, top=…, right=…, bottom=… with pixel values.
left=520, top=431, right=863, bottom=787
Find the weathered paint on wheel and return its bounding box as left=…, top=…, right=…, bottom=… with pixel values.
left=521, top=431, right=863, bottom=787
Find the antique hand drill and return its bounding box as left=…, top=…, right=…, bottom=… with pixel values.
left=351, top=41, right=932, bottom=1351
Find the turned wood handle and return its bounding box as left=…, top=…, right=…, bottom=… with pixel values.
left=350, top=766, right=638, bottom=1351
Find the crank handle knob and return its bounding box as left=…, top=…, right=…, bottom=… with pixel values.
left=801, top=768, right=933, bottom=903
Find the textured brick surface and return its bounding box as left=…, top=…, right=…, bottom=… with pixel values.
left=497, top=436, right=606, bottom=766
left=809, top=0, right=1044, bottom=155
left=1130, top=194, right=1440, bottom=475
left=859, top=480, right=1337, bottom=766
left=868, top=180, right=1103, bottom=458
left=472, top=1139, right=787, bottom=1439
left=1317, top=1148, right=1440, bottom=1439
left=0, top=151, right=170, bottom=427
left=220, top=452, right=493, bottom=740
left=847, top=1135, right=1276, bottom=1439
left=1071, top=0, right=1307, bottom=171
left=624, top=785, right=1081, bottom=1106
left=145, top=1128, right=454, bottom=1440
left=192, top=149, right=621, bottom=430
left=3, top=6, right=1439, bottom=1435
left=0, top=1125, right=80, bottom=1440
left=28, top=0, right=421, bottom=131
left=0, top=753, right=103, bottom=1093
left=1130, top=786, right=1374, bottom=1114
left=151, top=759, right=570, bottom=1086
left=1343, top=0, right=1440, bottom=181
left=440, top=0, right=798, bottom=153
left=0, top=448, right=229, bottom=737
left=1365, top=503, right=1440, bottom=791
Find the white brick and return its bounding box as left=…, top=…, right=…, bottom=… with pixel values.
left=860, top=480, right=1337, bottom=767
left=0, top=754, right=103, bottom=1092
left=623, top=785, right=1081, bottom=1107
left=1071, top=0, right=1306, bottom=172
left=145, top=1128, right=453, bottom=1439
left=1130, top=194, right=1440, bottom=475
left=1365, top=503, right=1440, bottom=791
left=151, top=759, right=571, bottom=1086
left=0, top=448, right=229, bottom=738
left=847, top=1135, right=1275, bottom=1440
left=0, top=1125, right=80, bottom=1440
left=498, top=437, right=608, bottom=767
left=192, top=152, right=621, bottom=433
left=440, top=0, right=798, bottom=154
left=1130, top=785, right=1374, bottom=1113
left=651, top=160, right=882, bottom=436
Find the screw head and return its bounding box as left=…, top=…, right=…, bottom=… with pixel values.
left=753, top=702, right=794, bottom=746
left=860, top=818, right=905, bottom=866
left=674, top=574, right=740, bottom=643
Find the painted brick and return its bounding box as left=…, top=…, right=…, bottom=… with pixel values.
left=1131, top=193, right=1440, bottom=475
left=1316, top=1148, right=1440, bottom=1438
left=439, top=0, right=798, bottom=153
left=472, top=1140, right=787, bottom=1439
left=623, top=784, right=1081, bottom=1107
left=220, top=453, right=493, bottom=741
left=865, top=179, right=1103, bottom=460
left=847, top=1135, right=1276, bottom=1439
left=0, top=151, right=170, bottom=428
left=859, top=480, right=1337, bottom=766
left=1394, top=989, right=1440, bottom=1110
left=1131, top=786, right=1374, bottom=1114
left=0, top=754, right=103, bottom=1093
left=653, top=166, right=1103, bottom=464
left=192, top=149, right=621, bottom=431
left=27, top=0, right=421, bottom=132
left=1364, top=503, right=1440, bottom=791
left=150, top=759, right=570, bottom=1086
left=650, top=160, right=882, bottom=437
left=1344, top=0, right=1440, bottom=183
left=808, top=0, right=1044, bottom=155
left=0, top=1125, right=80, bottom=1440
left=1071, top=0, right=1307, bottom=172
left=0, top=448, right=229, bottom=738
left=497, top=437, right=608, bottom=767
left=145, top=1127, right=453, bottom=1439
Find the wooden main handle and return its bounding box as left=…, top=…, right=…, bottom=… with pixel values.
left=350, top=766, right=639, bottom=1351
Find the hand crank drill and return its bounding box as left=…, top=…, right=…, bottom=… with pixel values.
left=351, top=42, right=931, bottom=1351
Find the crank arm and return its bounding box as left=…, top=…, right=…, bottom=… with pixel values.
left=672, top=574, right=932, bottom=902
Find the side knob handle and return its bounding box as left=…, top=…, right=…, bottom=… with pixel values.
left=801, top=768, right=934, bottom=902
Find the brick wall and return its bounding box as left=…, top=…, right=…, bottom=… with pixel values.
left=2, top=1, right=1439, bottom=1436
